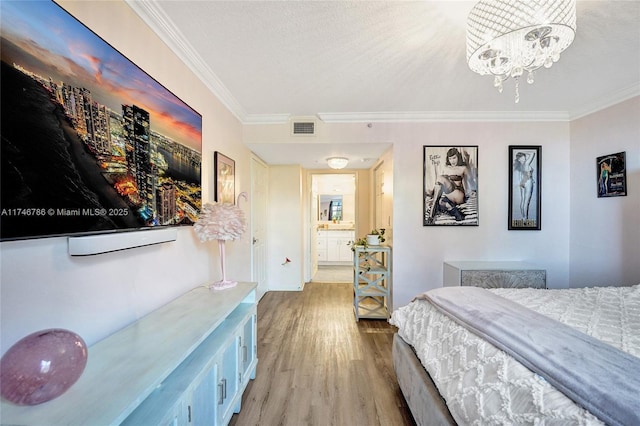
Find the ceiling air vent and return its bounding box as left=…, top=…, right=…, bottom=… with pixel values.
left=292, top=121, right=315, bottom=136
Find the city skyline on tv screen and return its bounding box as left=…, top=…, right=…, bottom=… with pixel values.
left=1, top=1, right=202, bottom=241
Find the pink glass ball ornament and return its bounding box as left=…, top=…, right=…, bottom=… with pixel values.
left=1, top=329, right=88, bottom=405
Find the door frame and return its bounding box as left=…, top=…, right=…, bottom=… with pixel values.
left=250, top=155, right=268, bottom=300
left=306, top=171, right=358, bottom=282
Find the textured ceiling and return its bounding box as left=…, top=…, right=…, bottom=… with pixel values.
left=126, top=1, right=640, bottom=168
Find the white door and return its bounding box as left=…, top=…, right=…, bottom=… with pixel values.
left=251, top=156, right=268, bottom=300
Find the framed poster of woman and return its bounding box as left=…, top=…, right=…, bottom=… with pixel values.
left=423, top=146, right=478, bottom=226
left=597, top=152, right=627, bottom=198
left=509, top=145, right=541, bottom=230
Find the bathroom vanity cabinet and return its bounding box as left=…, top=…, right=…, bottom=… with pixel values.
left=317, top=229, right=354, bottom=263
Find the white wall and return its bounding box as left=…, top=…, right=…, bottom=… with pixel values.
left=569, top=96, right=640, bottom=287
left=390, top=121, right=572, bottom=308
left=246, top=119, right=574, bottom=309
left=0, top=1, right=252, bottom=353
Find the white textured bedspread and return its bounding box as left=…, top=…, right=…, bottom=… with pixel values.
left=390, top=285, right=640, bottom=425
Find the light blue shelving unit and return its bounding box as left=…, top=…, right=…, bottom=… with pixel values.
left=353, top=245, right=392, bottom=321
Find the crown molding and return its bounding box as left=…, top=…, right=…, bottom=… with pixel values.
left=317, top=110, right=572, bottom=123
left=569, top=84, right=640, bottom=121
left=124, top=0, right=247, bottom=123
left=243, top=110, right=578, bottom=124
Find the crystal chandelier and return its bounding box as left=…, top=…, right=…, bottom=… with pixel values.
left=466, top=0, right=577, bottom=103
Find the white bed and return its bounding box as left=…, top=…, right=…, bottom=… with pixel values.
left=390, top=285, right=640, bottom=426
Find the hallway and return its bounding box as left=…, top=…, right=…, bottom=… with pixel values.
left=312, top=265, right=352, bottom=283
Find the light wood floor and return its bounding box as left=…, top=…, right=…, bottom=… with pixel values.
left=229, top=282, right=415, bottom=426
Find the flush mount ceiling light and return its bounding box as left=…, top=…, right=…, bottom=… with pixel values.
left=466, top=0, right=577, bottom=103
left=327, top=157, right=349, bottom=169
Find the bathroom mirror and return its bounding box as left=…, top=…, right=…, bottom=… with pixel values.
left=318, top=194, right=342, bottom=221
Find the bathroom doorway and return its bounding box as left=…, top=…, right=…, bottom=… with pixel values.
left=310, top=173, right=356, bottom=283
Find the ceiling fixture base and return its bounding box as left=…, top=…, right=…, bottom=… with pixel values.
left=327, top=157, right=349, bottom=169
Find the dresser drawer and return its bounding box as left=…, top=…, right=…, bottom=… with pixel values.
left=444, top=261, right=546, bottom=289
left=460, top=269, right=546, bottom=288
left=325, top=230, right=354, bottom=239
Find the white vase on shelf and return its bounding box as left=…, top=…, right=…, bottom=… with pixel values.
left=366, top=235, right=380, bottom=246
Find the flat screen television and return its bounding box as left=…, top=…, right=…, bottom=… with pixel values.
left=0, top=1, right=202, bottom=242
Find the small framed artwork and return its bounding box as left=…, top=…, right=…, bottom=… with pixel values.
left=214, top=151, right=235, bottom=204
left=597, top=152, right=627, bottom=198
left=423, top=145, right=478, bottom=226
left=508, top=145, right=541, bottom=230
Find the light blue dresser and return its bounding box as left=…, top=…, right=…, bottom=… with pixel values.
left=0, top=282, right=258, bottom=426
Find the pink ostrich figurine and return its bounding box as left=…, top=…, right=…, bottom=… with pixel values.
left=194, top=192, right=248, bottom=290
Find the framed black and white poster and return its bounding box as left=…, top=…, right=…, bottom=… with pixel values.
left=423, top=146, right=478, bottom=226
left=597, top=152, right=627, bottom=198
left=509, top=146, right=541, bottom=230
